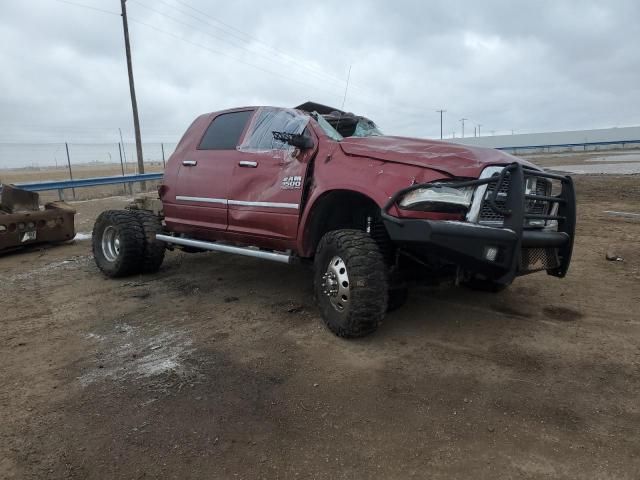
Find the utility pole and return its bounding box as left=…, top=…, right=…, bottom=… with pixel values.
left=477, top=124, right=482, bottom=137
left=436, top=109, right=446, bottom=139
left=459, top=118, right=468, bottom=138
left=65, top=142, right=76, bottom=200
left=120, top=0, right=144, bottom=178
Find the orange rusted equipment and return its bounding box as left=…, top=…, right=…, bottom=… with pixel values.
left=0, top=185, right=76, bottom=253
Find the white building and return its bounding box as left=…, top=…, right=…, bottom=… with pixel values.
left=451, top=126, right=640, bottom=152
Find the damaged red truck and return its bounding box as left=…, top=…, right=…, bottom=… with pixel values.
left=92, top=102, right=576, bottom=338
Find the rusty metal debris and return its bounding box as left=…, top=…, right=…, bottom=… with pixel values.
left=0, top=185, right=76, bottom=253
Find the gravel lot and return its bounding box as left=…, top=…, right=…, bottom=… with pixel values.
left=1, top=173, right=639, bottom=479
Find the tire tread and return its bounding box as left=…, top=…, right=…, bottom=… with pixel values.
left=92, top=210, right=145, bottom=277
left=314, top=229, right=388, bottom=338
left=130, top=209, right=165, bottom=273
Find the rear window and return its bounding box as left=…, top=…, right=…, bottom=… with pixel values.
left=199, top=110, right=253, bottom=150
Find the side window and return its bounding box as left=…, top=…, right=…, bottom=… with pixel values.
left=198, top=110, right=253, bottom=150
left=238, top=107, right=310, bottom=151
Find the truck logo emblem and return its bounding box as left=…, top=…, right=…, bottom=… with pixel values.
left=282, top=176, right=302, bottom=190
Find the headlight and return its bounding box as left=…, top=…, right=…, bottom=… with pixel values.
left=525, top=177, right=552, bottom=227
left=525, top=176, right=551, bottom=198
left=399, top=185, right=474, bottom=213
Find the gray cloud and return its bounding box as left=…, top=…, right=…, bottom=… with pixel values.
left=0, top=0, right=638, bottom=150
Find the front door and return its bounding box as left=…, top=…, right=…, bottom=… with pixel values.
left=227, top=108, right=315, bottom=241
left=172, top=109, right=253, bottom=234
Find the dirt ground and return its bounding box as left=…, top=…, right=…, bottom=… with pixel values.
left=1, top=172, right=639, bottom=479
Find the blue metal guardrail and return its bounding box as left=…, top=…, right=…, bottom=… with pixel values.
left=5, top=172, right=164, bottom=200
left=496, top=139, right=640, bottom=151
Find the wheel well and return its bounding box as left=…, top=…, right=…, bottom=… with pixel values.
left=303, top=190, right=381, bottom=257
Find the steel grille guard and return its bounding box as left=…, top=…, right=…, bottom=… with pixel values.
left=381, top=162, right=576, bottom=279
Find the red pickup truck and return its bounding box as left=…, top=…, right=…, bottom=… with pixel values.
left=92, top=102, right=576, bottom=338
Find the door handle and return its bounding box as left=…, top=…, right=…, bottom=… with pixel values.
left=182, top=160, right=197, bottom=166
left=239, top=160, right=258, bottom=168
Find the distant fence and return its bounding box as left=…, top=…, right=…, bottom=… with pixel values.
left=0, top=142, right=177, bottom=170
left=0, top=142, right=175, bottom=200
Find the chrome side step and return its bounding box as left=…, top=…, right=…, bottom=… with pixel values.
left=155, top=234, right=291, bottom=264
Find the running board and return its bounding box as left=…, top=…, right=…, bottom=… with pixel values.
left=155, top=234, right=291, bottom=264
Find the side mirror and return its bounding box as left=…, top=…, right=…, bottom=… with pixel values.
left=272, top=131, right=314, bottom=150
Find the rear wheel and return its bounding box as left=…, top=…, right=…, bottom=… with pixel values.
left=92, top=210, right=144, bottom=277
left=130, top=209, right=165, bottom=273
left=314, top=229, right=388, bottom=338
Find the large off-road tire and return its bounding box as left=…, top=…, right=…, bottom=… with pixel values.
left=92, top=210, right=145, bottom=277
left=314, top=229, right=389, bottom=338
left=130, top=209, right=165, bottom=273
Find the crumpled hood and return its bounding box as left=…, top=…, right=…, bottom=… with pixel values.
left=339, top=136, right=537, bottom=178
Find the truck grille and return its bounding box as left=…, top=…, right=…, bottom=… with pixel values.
left=478, top=173, right=549, bottom=225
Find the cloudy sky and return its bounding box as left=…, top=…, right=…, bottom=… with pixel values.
left=1, top=0, right=638, bottom=146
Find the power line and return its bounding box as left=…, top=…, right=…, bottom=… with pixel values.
left=53, top=0, right=120, bottom=16
left=129, top=1, right=385, bottom=109
left=156, top=0, right=362, bottom=91
left=0, top=123, right=184, bottom=134
left=162, top=0, right=369, bottom=93
left=54, top=0, right=349, bottom=102
left=127, top=17, right=347, bottom=102
left=53, top=0, right=474, bottom=135
left=130, top=0, right=355, bottom=93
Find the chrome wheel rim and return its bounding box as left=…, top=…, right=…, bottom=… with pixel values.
left=101, top=225, right=121, bottom=262
left=321, top=256, right=350, bottom=312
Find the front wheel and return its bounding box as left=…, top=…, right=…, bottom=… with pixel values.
left=314, top=230, right=389, bottom=338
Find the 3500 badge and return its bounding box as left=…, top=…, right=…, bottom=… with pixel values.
left=281, top=176, right=302, bottom=190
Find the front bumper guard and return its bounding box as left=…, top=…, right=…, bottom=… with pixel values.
left=381, top=163, right=576, bottom=284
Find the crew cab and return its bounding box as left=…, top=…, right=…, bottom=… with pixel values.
left=92, top=102, right=576, bottom=338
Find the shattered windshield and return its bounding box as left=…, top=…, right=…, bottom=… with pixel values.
left=296, top=102, right=383, bottom=139
left=352, top=118, right=383, bottom=137
left=321, top=112, right=382, bottom=138
left=313, top=112, right=343, bottom=141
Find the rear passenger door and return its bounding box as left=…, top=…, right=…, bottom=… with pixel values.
left=172, top=110, right=253, bottom=234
